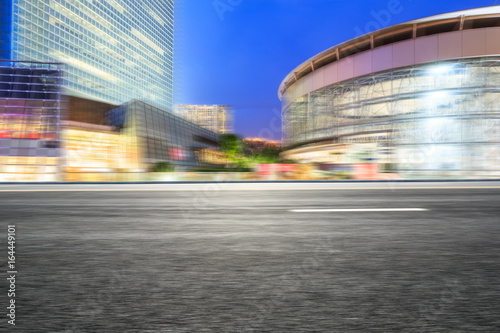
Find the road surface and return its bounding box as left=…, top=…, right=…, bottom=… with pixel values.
left=1, top=182, right=499, bottom=332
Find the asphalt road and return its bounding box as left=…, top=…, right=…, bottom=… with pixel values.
left=1, top=182, right=500, bottom=332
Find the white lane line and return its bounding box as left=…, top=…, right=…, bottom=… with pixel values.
left=291, top=208, right=429, bottom=213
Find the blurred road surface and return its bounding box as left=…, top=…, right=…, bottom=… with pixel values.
left=1, top=181, right=499, bottom=332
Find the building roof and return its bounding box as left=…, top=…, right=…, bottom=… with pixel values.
left=278, top=5, right=500, bottom=99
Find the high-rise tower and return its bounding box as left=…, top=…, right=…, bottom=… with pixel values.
left=0, top=0, right=174, bottom=110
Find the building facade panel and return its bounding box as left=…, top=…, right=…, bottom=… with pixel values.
left=353, top=51, right=372, bottom=77
left=462, top=29, right=486, bottom=57
left=437, top=31, right=462, bottom=60
left=371, top=45, right=393, bottom=73
left=294, top=77, right=305, bottom=99
left=311, top=67, right=325, bottom=92
left=323, top=61, right=338, bottom=85
left=485, top=27, right=500, bottom=54
left=415, top=35, right=438, bottom=64
left=392, top=39, right=415, bottom=68
left=337, top=57, right=354, bottom=82
left=281, top=26, right=500, bottom=106
left=302, top=74, right=313, bottom=96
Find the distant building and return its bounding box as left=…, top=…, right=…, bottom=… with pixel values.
left=174, top=105, right=233, bottom=134
left=243, top=138, right=281, bottom=155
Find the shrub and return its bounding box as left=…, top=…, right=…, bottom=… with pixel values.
left=151, top=162, right=173, bottom=172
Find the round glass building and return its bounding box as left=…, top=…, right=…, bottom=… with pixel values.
left=279, top=7, right=500, bottom=178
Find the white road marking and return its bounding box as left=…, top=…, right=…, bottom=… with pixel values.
left=291, top=208, right=429, bottom=212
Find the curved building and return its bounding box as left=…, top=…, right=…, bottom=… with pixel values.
left=279, top=6, right=500, bottom=178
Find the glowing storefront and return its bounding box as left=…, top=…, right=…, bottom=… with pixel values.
left=0, top=61, right=63, bottom=181
left=62, top=121, right=139, bottom=181
left=279, top=7, right=500, bottom=178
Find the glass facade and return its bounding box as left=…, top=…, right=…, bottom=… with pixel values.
left=1, top=0, right=174, bottom=110
left=283, top=57, right=500, bottom=177
left=0, top=61, right=63, bottom=181
left=107, top=100, right=219, bottom=170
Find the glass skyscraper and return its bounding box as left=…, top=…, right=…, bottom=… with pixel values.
left=0, top=0, right=174, bottom=110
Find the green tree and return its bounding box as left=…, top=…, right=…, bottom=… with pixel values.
left=151, top=161, right=173, bottom=172
left=260, top=146, right=281, bottom=162
left=218, top=134, right=241, bottom=157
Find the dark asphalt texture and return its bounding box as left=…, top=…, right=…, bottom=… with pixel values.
left=1, top=183, right=500, bottom=332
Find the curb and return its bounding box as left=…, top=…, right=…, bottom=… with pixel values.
left=1, top=179, right=500, bottom=185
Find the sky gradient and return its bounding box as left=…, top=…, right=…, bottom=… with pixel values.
left=176, top=0, right=497, bottom=139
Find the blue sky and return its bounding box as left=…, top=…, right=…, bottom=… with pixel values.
left=176, top=0, right=497, bottom=139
